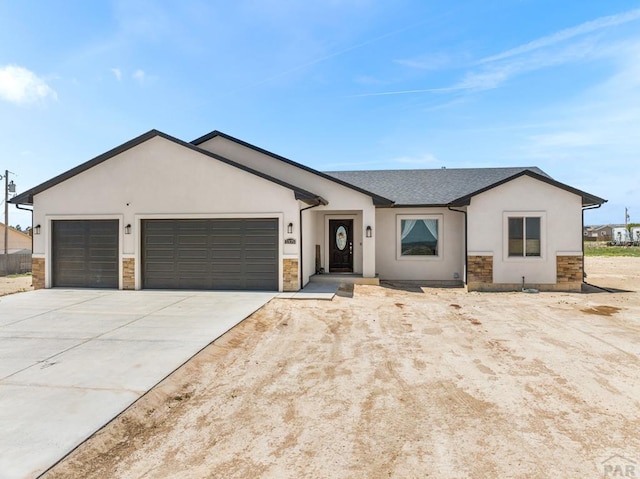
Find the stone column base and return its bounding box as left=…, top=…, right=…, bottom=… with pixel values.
left=283, top=258, right=299, bottom=292
left=467, top=255, right=493, bottom=292
left=32, top=257, right=45, bottom=289
left=122, top=258, right=135, bottom=290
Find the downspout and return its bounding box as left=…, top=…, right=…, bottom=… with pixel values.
left=299, top=201, right=323, bottom=290
left=448, top=205, right=467, bottom=284
left=582, top=203, right=603, bottom=282
left=14, top=204, right=34, bottom=252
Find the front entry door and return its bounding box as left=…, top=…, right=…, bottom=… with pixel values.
left=329, top=219, right=353, bottom=273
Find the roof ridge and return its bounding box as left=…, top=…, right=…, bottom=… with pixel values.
left=11, top=130, right=326, bottom=206
left=191, top=130, right=394, bottom=206
left=325, top=166, right=541, bottom=173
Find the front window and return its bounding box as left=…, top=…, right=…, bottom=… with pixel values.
left=397, top=215, right=441, bottom=258
left=508, top=216, right=541, bottom=257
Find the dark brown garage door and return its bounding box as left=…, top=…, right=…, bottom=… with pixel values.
left=52, top=220, right=119, bottom=288
left=142, top=219, right=278, bottom=290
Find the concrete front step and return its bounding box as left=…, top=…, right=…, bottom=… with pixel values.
left=308, top=273, right=380, bottom=285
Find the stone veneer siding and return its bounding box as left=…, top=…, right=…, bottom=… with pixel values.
left=32, top=257, right=45, bottom=290
left=283, top=258, right=299, bottom=292
left=122, top=258, right=135, bottom=290
left=467, top=255, right=493, bottom=291
left=556, top=255, right=583, bottom=289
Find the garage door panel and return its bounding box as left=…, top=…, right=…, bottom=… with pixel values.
left=177, top=263, right=208, bottom=274
left=178, top=249, right=209, bottom=260
left=146, top=236, right=175, bottom=246
left=52, top=220, right=119, bottom=289
left=145, top=263, right=175, bottom=273
left=145, top=249, right=175, bottom=260
left=211, top=251, right=242, bottom=261
left=142, top=218, right=278, bottom=290
left=178, top=238, right=208, bottom=247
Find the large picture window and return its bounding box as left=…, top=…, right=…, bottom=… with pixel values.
left=508, top=216, right=541, bottom=257
left=397, top=215, right=441, bottom=258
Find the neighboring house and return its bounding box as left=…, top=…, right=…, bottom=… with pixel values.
left=0, top=222, right=33, bottom=254
left=585, top=224, right=619, bottom=242
left=10, top=129, right=606, bottom=292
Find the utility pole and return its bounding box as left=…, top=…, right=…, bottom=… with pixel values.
left=1, top=170, right=16, bottom=257
left=625, top=207, right=630, bottom=229
left=3, top=170, right=8, bottom=257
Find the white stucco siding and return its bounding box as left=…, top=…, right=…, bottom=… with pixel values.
left=198, top=136, right=379, bottom=278
left=31, top=136, right=303, bottom=288
left=375, top=207, right=464, bottom=281
left=198, top=136, right=378, bottom=207
left=467, top=175, right=583, bottom=284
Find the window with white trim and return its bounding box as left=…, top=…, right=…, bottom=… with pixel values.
left=508, top=216, right=541, bottom=257
left=397, top=215, right=441, bottom=258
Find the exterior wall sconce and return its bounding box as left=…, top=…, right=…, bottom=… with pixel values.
left=124, top=224, right=132, bottom=235
left=287, top=222, right=293, bottom=234
left=366, top=226, right=372, bottom=238
left=34, top=224, right=41, bottom=235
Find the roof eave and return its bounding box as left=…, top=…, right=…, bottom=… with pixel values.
left=390, top=203, right=450, bottom=208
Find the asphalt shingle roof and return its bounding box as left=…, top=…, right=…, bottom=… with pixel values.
left=325, top=167, right=550, bottom=206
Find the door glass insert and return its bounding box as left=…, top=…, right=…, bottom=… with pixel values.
left=336, top=226, right=347, bottom=250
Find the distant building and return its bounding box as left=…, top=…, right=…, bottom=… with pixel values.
left=0, top=222, right=33, bottom=254
left=583, top=224, right=624, bottom=242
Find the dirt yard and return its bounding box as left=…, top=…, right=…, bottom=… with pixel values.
left=0, top=274, right=32, bottom=297
left=42, top=257, right=640, bottom=478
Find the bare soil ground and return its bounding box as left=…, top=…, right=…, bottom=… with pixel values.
left=43, top=257, right=640, bottom=478
left=0, top=275, right=32, bottom=297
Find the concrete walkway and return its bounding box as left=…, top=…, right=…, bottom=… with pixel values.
left=0, top=289, right=275, bottom=479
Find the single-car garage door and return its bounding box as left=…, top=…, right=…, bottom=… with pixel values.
left=52, top=220, right=119, bottom=288
left=142, top=218, right=278, bottom=290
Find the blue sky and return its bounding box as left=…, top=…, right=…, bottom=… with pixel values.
left=1, top=0, right=639, bottom=228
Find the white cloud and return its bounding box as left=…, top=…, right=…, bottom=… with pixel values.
left=111, top=67, right=122, bottom=81
left=358, top=8, right=640, bottom=98
left=478, top=8, right=640, bottom=65
left=451, top=37, right=598, bottom=92
left=132, top=69, right=145, bottom=84
left=0, top=65, right=57, bottom=105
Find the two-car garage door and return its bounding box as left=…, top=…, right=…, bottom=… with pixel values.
left=142, top=219, right=278, bottom=290
left=51, top=218, right=279, bottom=290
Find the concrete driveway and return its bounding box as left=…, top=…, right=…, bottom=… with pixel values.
left=0, top=288, right=276, bottom=479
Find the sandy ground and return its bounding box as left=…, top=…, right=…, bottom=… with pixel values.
left=0, top=275, right=32, bottom=297
left=37, top=257, right=640, bottom=479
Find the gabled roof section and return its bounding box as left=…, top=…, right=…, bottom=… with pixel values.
left=449, top=169, right=606, bottom=207
left=326, top=167, right=548, bottom=206
left=326, top=167, right=606, bottom=207
left=11, top=130, right=327, bottom=206
left=192, top=130, right=394, bottom=206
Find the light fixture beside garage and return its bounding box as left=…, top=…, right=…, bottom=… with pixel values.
left=124, top=224, right=132, bottom=235
left=34, top=224, right=41, bottom=235
left=366, top=226, right=372, bottom=238
left=287, top=222, right=293, bottom=234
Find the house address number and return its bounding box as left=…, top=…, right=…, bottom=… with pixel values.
left=284, top=238, right=296, bottom=244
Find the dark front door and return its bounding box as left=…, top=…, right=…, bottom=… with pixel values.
left=329, top=219, right=353, bottom=273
